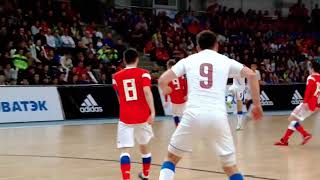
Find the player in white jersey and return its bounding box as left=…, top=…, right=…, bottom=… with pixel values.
left=158, top=31, right=263, bottom=180
left=226, top=76, right=246, bottom=130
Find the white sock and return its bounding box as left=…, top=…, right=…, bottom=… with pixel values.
left=159, top=168, right=175, bottom=180
left=237, top=113, right=243, bottom=128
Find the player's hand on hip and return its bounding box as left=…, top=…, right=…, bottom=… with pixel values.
left=147, top=113, right=155, bottom=125
left=251, top=104, right=263, bottom=121
left=162, top=86, right=172, bottom=95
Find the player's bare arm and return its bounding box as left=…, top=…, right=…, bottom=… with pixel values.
left=159, top=70, right=177, bottom=95
left=143, top=86, right=155, bottom=125
left=240, top=67, right=263, bottom=120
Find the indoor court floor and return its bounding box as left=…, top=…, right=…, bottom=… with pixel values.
left=0, top=115, right=319, bottom=180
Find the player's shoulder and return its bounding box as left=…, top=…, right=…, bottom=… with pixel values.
left=112, top=69, right=124, bottom=79
left=307, top=75, right=317, bottom=82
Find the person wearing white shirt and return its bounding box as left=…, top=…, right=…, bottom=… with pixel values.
left=46, top=29, right=56, bottom=48
left=158, top=31, right=263, bottom=180
left=61, top=31, right=75, bottom=48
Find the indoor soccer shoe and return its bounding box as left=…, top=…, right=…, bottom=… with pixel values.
left=301, top=134, right=312, bottom=145
left=138, top=172, right=148, bottom=180
left=274, top=139, right=288, bottom=146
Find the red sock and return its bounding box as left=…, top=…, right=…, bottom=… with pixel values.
left=282, top=129, right=294, bottom=142
left=120, top=154, right=131, bottom=180
left=142, top=153, right=152, bottom=177
left=295, top=122, right=310, bottom=137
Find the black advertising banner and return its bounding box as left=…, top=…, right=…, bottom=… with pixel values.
left=58, top=85, right=119, bottom=119
left=58, top=85, right=165, bottom=120
left=260, top=84, right=306, bottom=111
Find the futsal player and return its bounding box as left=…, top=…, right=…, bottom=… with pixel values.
left=226, top=76, right=246, bottom=130
left=158, top=30, right=263, bottom=180
left=113, top=48, right=155, bottom=180
left=274, top=59, right=320, bottom=146
left=164, top=60, right=188, bottom=127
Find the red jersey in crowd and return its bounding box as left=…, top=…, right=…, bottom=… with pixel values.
left=304, top=74, right=320, bottom=111
left=166, top=76, right=188, bottom=104
left=113, top=67, right=152, bottom=124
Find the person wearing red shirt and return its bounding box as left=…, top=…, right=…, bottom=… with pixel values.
left=275, top=60, right=320, bottom=146
left=113, top=48, right=155, bottom=180
left=165, top=60, right=187, bottom=126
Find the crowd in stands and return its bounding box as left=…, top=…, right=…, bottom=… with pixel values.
left=0, top=0, right=125, bottom=85
left=1, top=0, right=320, bottom=85
left=107, top=1, right=320, bottom=84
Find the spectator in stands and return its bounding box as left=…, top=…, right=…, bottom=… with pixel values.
left=312, top=4, right=320, bottom=29
left=58, top=73, right=68, bottom=84
left=81, top=31, right=93, bottom=47
left=4, top=64, right=17, bottom=81
left=155, top=42, right=170, bottom=65
left=60, top=52, right=73, bottom=73
left=0, top=75, right=7, bottom=85
left=70, top=74, right=80, bottom=84
left=46, top=29, right=56, bottom=48
left=61, top=30, right=75, bottom=48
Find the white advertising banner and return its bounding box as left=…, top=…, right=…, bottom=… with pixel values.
left=0, top=87, right=64, bottom=123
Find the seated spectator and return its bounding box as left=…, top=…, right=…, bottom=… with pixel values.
left=103, top=33, right=114, bottom=48
left=99, top=73, right=108, bottom=84
left=46, top=29, right=56, bottom=48
left=70, top=74, right=80, bottom=84
left=34, top=29, right=47, bottom=46
left=4, top=64, right=18, bottom=81
left=61, top=30, right=75, bottom=48
left=58, top=73, right=68, bottom=84
left=81, top=31, right=93, bottom=47
left=172, top=45, right=187, bottom=60
left=0, top=74, right=7, bottom=85
left=74, top=62, right=87, bottom=76
left=155, top=43, right=170, bottom=65
left=60, top=52, right=73, bottom=73
left=31, top=74, right=41, bottom=85
left=53, top=30, right=63, bottom=48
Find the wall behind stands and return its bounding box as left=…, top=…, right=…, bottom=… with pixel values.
left=0, top=84, right=306, bottom=123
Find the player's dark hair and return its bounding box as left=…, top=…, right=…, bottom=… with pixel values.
left=312, top=59, right=320, bottom=73
left=197, top=30, right=217, bottom=50
left=124, top=48, right=139, bottom=65
left=167, top=59, right=176, bottom=68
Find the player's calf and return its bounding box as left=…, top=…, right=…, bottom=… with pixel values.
left=220, top=153, right=244, bottom=180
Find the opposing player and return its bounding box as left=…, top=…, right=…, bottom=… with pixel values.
left=158, top=30, right=263, bottom=180
left=226, top=76, right=246, bottom=130
left=274, top=60, right=320, bottom=146
left=164, top=60, right=188, bottom=127
left=113, top=48, right=155, bottom=180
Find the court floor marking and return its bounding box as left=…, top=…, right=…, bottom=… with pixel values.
left=0, top=154, right=279, bottom=180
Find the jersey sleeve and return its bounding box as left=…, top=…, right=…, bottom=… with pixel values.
left=304, top=76, right=316, bottom=103
left=112, top=75, right=118, bottom=91
left=142, top=71, right=152, bottom=87
left=228, top=59, right=244, bottom=77
left=171, top=58, right=186, bottom=77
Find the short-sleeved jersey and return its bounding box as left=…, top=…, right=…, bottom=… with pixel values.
left=303, top=74, right=320, bottom=111
left=232, top=76, right=246, bottom=91
left=171, top=49, right=244, bottom=113
left=113, top=67, right=152, bottom=124
left=167, top=76, right=188, bottom=104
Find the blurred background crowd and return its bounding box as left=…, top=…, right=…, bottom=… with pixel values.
left=0, top=0, right=320, bottom=85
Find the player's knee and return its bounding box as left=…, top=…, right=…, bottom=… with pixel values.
left=220, top=153, right=236, bottom=167
left=119, top=148, right=131, bottom=154
left=139, top=144, right=149, bottom=154
left=166, top=152, right=181, bottom=165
